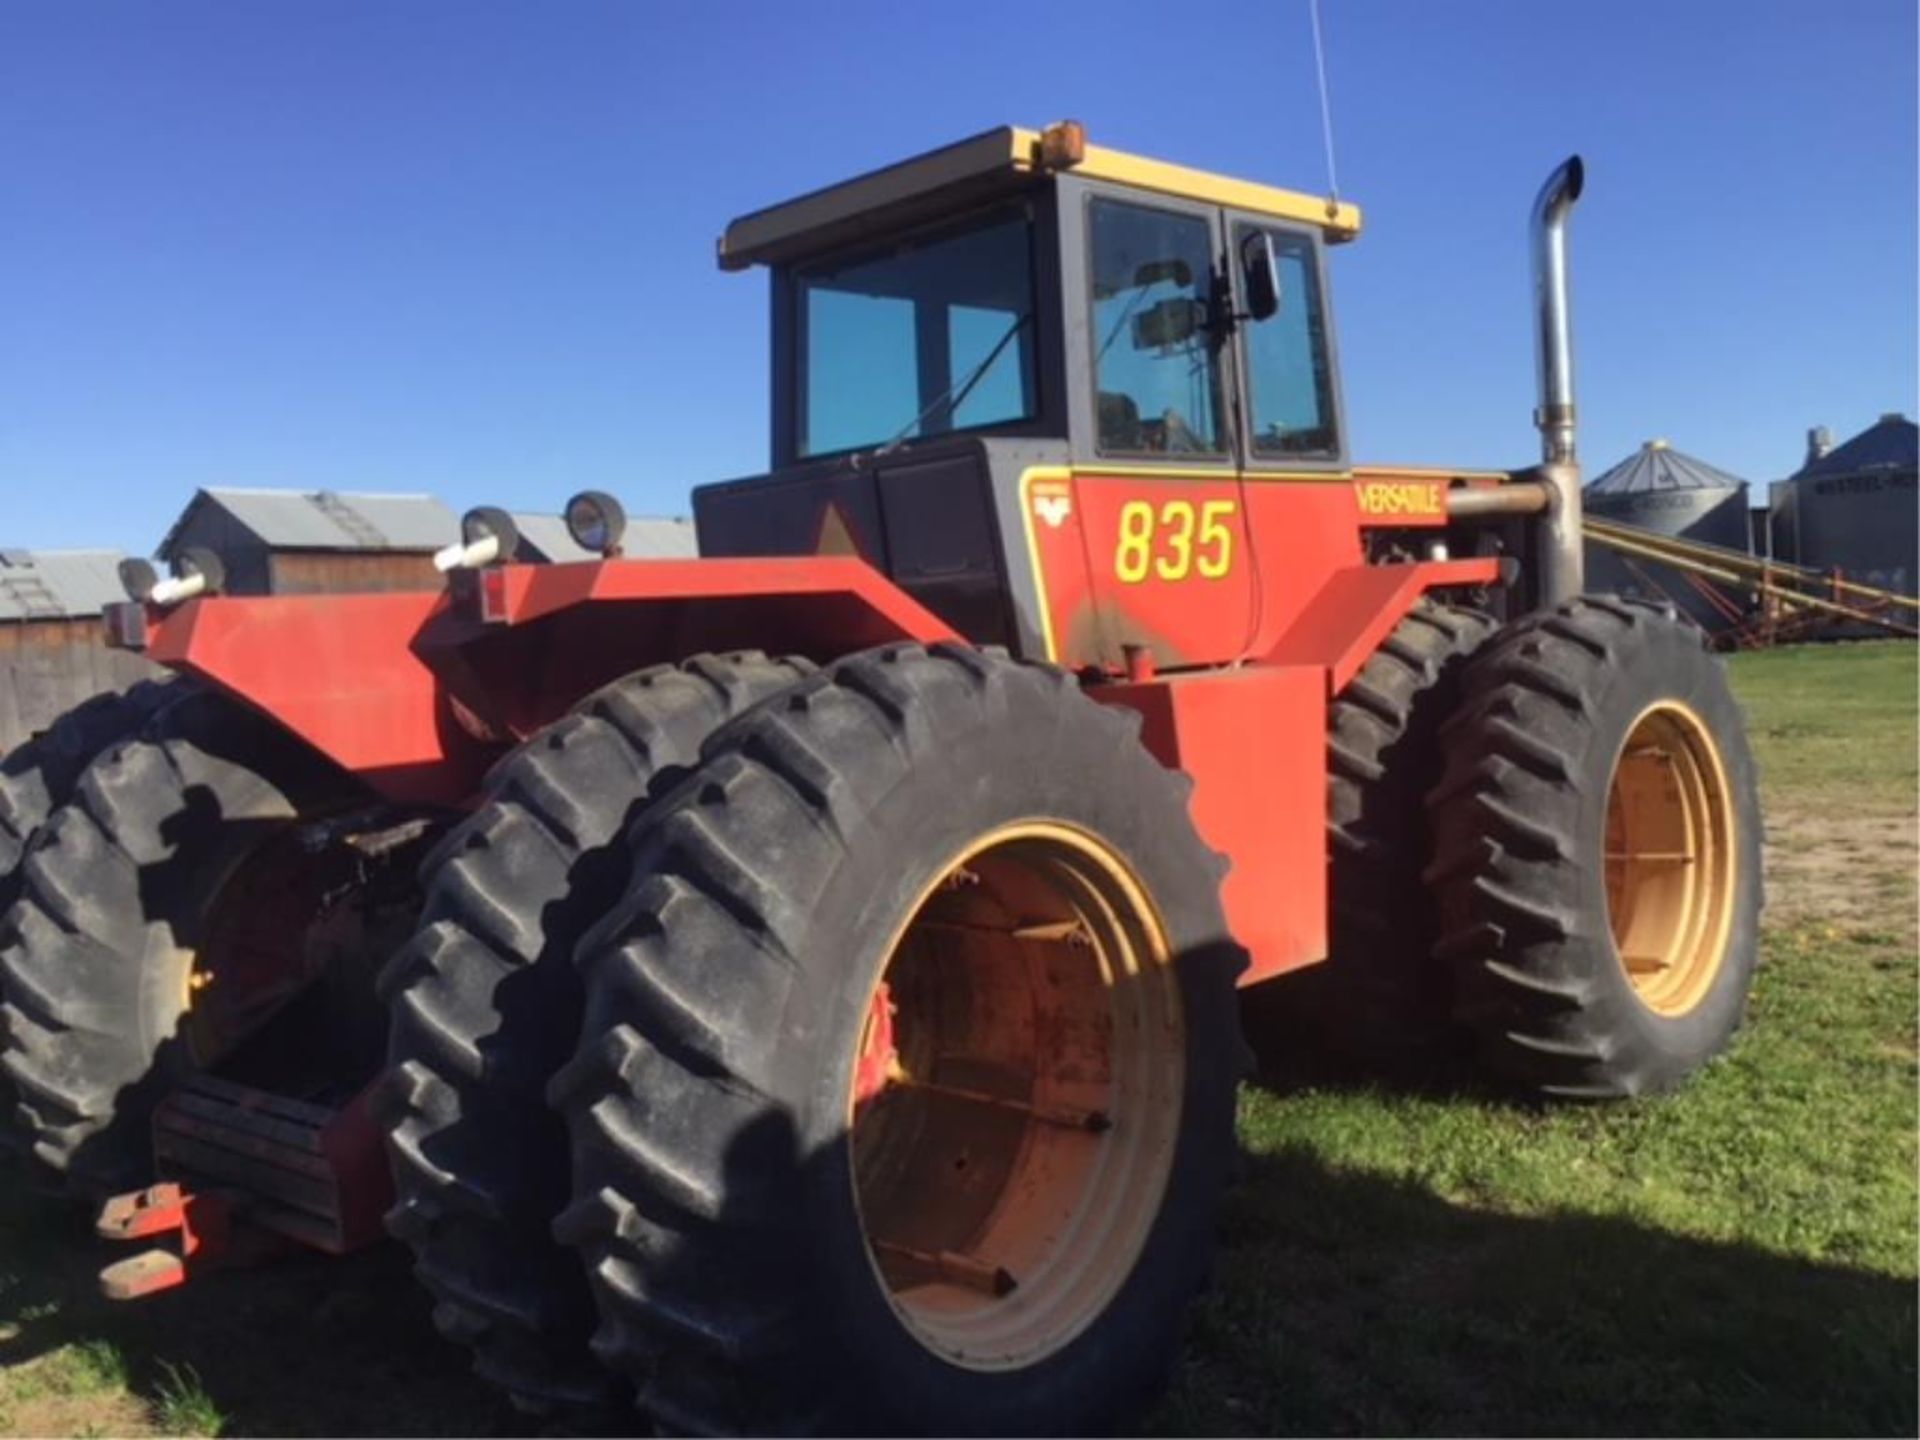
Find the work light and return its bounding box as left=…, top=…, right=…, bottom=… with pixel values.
left=436, top=507, right=519, bottom=572
left=118, top=558, right=159, bottom=602
left=145, top=547, right=227, bottom=606
left=564, top=491, right=627, bottom=557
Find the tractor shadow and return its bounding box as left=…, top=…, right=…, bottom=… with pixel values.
left=1150, top=1144, right=1917, bottom=1437
left=0, top=1125, right=1912, bottom=1437
left=0, top=1176, right=527, bottom=1436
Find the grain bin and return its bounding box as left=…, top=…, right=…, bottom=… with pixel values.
left=1583, top=439, right=1752, bottom=636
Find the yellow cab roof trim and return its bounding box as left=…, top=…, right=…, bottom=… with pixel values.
left=718, top=123, right=1362, bottom=271
left=1064, top=133, right=1362, bottom=241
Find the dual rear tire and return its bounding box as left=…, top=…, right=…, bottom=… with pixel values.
left=380, top=643, right=1246, bottom=1433
left=376, top=652, right=815, bottom=1410
left=1267, top=593, right=1760, bottom=1101
left=550, top=643, right=1245, bottom=1434
left=1429, top=595, right=1762, bottom=1097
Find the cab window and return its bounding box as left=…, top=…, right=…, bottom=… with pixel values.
left=1088, top=199, right=1225, bottom=456
left=796, top=208, right=1037, bottom=458
left=1237, top=224, right=1339, bottom=457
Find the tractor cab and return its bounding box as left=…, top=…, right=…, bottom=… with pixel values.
left=693, top=123, right=1386, bottom=665
left=722, top=121, right=1358, bottom=467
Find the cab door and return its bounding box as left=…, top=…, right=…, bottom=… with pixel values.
left=1052, top=186, right=1261, bottom=669
left=1208, top=209, right=1366, bottom=649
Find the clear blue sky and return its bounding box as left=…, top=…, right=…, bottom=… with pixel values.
left=2, top=0, right=1913, bottom=555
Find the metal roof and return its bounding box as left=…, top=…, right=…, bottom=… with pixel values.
left=510, top=513, right=595, bottom=564
left=0, top=549, right=128, bottom=622
left=158, top=488, right=459, bottom=557
left=1794, top=414, right=1917, bottom=481
left=1587, top=439, right=1749, bottom=496
left=624, top=517, right=698, bottom=558
left=512, top=512, right=697, bottom=562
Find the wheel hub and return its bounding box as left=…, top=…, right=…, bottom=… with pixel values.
left=1604, top=701, right=1738, bottom=1017
left=848, top=823, right=1184, bottom=1372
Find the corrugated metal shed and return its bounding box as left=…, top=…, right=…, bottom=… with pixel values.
left=0, top=549, right=129, bottom=622
left=512, top=513, right=698, bottom=563
left=1772, top=414, right=1918, bottom=610
left=1587, top=439, right=1748, bottom=496
left=0, top=548, right=166, bottom=753
left=1792, top=413, right=1917, bottom=482
left=158, top=488, right=458, bottom=557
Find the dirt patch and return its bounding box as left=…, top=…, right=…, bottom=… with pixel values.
left=1763, top=801, right=1918, bottom=936
left=0, top=1385, right=152, bottom=1439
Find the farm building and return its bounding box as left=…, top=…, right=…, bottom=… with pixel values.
left=0, top=549, right=166, bottom=754
left=157, top=488, right=460, bottom=595
left=1583, top=438, right=1753, bottom=637
left=4, top=495, right=696, bottom=757
left=1768, top=414, right=1918, bottom=597
left=153, top=488, right=698, bottom=589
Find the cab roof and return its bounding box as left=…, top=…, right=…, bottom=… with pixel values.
left=718, top=123, right=1363, bottom=271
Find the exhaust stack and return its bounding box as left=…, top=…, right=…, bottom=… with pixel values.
left=1529, top=155, right=1585, bottom=605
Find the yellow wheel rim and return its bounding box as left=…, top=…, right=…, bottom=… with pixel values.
left=848, top=822, right=1184, bottom=1372
left=1603, top=701, right=1738, bottom=1017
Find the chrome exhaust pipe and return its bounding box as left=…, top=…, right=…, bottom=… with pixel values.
left=1529, top=154, right=1585, bottom=605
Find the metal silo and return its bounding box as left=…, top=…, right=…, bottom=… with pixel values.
left=1778, top=414, right=1918, bottom=599
left=1582, top=439, right=1753, bottom=636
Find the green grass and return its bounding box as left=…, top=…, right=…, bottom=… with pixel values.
left=1732, top=640, right=1918, bottom=806
left=1149, top=641, right=1919, bottom=1437
left=151, top=1361, right=224, bottom=1438
left=0, top=641, right=1912, bottom=1437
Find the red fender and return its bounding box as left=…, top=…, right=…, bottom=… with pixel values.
left=1264, top=557, right=1500, bottom=694
left=138, top=558, right=957, bottom=806
left=1095, top=556, right=1499, bottom=985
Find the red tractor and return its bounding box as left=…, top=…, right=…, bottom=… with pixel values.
left=0, top=123, right=1760, bottom=1433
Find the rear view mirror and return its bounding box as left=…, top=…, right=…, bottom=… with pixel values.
left=1241, top=232, right=1282, bottom=321
left=1132, top=297, right=1205, bottom=350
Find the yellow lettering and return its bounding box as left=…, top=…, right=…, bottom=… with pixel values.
left=1112, top=500, right=1237, bottom=584
left=1115, top=501, right=1155, bottom=583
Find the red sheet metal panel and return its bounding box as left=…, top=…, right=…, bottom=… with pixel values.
left=146, top=591, right=481, bottom=805
left=481, top=555, right=955, bottom=636
left=1019, top=468, right=1366, bottom=672
left=422, top=556, right=960, bottom=742
left=1097, top=664, right=1327, bottom=986
left=138, top=557, right=958, bottom=804
left=1266, top=558, right=1501, bottom=694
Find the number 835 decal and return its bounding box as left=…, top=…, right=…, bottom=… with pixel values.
left=1113, top=499, right=1238, bottom=583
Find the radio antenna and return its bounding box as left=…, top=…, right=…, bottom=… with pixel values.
left=1307, top=0, right=1341, bottom=217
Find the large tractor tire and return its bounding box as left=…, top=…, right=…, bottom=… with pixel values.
left=377, top=652, right=813, bottom=1413
left=0, top=680, right=180, bottom=913
left=1254, top=600, right=1494, bottom=1070
left=1427, top=596, right=1762, bottom=1098
left=1, top=689, right=398, bottom=1194
left=552, top=643, right=1246, bottom=1436
left=0, top=681, right=180, bottom=1156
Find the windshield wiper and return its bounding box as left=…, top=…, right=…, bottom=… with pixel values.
left=871, top=313, right=1031, bottom=459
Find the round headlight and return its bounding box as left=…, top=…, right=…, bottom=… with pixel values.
left=564, top=490, right=627, bottom=556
